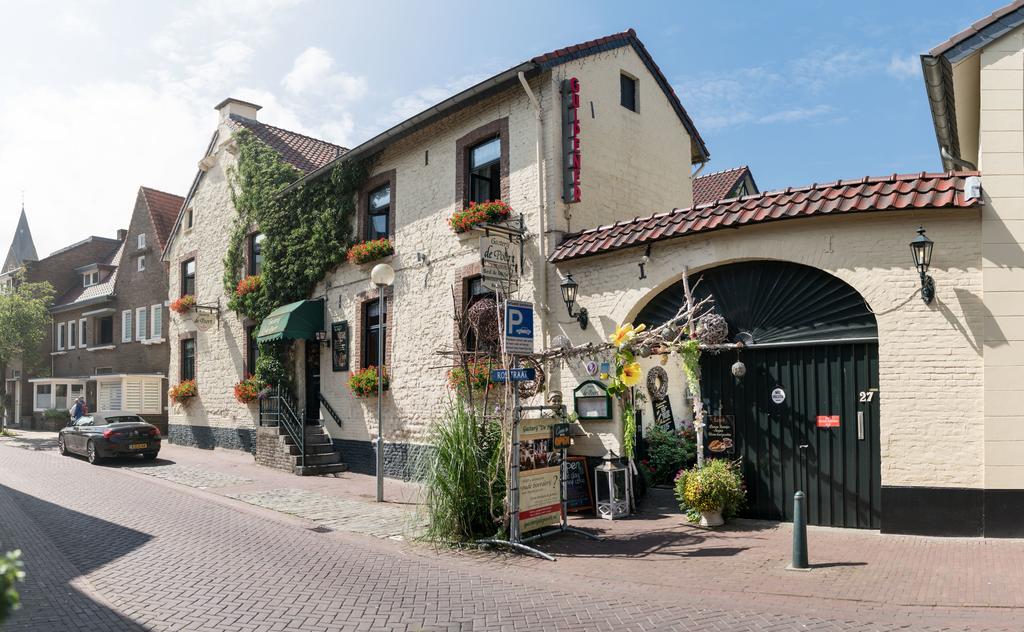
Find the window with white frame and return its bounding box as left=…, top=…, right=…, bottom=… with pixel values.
left=122, top=310, right=132, bottom=343
left=137, top=233, right=146, bottom=249
left=150, top=304, right=162, bottom=340
left=137, top=256, right=145, bottom=272
left=68, top=321, right=77, bottom=348
left=56, top=322, right=66, bottom=351
left=34, top=384, right=52, bottom=410
left=135, top=307, right=148, bottom=341
left=54, top=384, right=69, bottom=411
left=79, top=318, right=87, bottom=348
left=82, top=271, right=98, bottom=287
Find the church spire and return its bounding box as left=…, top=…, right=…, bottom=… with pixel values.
left=2, top=205, right=39, bottom=275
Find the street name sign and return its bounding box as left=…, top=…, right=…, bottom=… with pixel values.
left=490, top=367, right=537, bottom=383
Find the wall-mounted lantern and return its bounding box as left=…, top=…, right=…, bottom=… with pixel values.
left=559, top=273, right=589, bottom=330
left=909, top=226, right=935, bottom=304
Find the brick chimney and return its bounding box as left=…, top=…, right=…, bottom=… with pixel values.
left=116, top=229, right=127, bottom=241
left=215, top=97, right=261, bottom=122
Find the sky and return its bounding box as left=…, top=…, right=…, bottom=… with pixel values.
left=0, top=0, right=1005, bottom=259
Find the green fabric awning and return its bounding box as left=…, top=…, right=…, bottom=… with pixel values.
left=257, top=299, right=324, bottom=343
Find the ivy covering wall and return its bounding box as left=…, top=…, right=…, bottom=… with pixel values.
left=223, top=129, right=371, bottom=323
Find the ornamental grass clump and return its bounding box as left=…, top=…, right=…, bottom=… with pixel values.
left=419, top=398, right=505, bottom=544
left=674, top=458, right=745, bottom=523
left=346, top=238, right=394, bottom=265
left=348, top=366, right=388, bottom=397
left=448, top=200, right=512, bottom=233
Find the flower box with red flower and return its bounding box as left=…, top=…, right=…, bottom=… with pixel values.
left=235, top=275, right=261, bottom=298
left=169, top=379, right=198, bottom=405
left=171, top=295, right=197, bottom=315
left=449, top=200, right=512, bottom=236
left=346, top=239, right=394, bottom=266
left=348, top=366, right=389, bottom=398
left=233, top=375, right=265, bottom=404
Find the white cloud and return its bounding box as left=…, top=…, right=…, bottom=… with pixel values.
left=886, top=53, right=920, bottom=80
left=383, top=73, right=488, bottom=127
left=283, top=47, right=367, bottom=102
left=758, top=105, right=833, bottom=124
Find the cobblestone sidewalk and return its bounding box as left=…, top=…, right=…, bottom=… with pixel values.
left=226, top=488, right=419, bottom=539
left=123, top=463, right=253, bottom=489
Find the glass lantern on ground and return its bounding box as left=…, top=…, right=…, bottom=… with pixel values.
left=594, top=451, right=631, bottom=520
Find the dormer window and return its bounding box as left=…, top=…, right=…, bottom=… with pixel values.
left=83, top=271, right=99, bottom=287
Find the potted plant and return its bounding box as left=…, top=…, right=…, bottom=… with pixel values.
left=348, top=366, right=388, bottom=398
left=169, top=379, right=198, bottom=405
left=448, top=200, right=512, bottom=234
left=170, top=294, right=197, bottom=315
left=446, top=359, right=499, bottom=397
left=674, top=459, right=745, bottom=527
left=346, top=238, right=394, bottom=265
left=233, top=374, right=265, bottom=404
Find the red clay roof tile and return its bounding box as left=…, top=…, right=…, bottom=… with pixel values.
left=693, top=165, right=754, bottom=205
left=226, top=116, right=347, bottom=174
left=140, top=187, right=185, bottom=252
left=550, top=171, right=980, bottom=263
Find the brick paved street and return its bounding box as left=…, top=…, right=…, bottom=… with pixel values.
left=2, top=436, right=1024, bottom=631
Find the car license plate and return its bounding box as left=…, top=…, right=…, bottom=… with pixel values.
left=130, top=443, right=148, bottom=450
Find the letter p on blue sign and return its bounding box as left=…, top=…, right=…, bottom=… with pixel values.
left=503, top=300, right=534, bottom=355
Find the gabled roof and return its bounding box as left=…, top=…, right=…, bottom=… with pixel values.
left=2, top=207, right=38, bottom=274
left=51, top=241, right=124, bottom=312
left=288, top=29, right=709, bottom=193
left=139, top=187, right=185, bottom=252
left=226, top=115, right=347, bottom=174
left=921, top=1, right=1024, bottom=170
left=550, top=171, right=979, bottom=263
left=693, top=166, right=757, bottom=206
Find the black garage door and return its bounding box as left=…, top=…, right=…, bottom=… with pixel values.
left=701, top=344, right=881, bottom=528
left=637, top=260, right=882, bottom=529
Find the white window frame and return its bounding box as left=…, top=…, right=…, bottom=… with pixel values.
left=137, top=233, right=146, bottom=249
left=33, top=383, right=53, bottom=411
left=79, top=318, right=87, bottom=348
left=83, top=271, right=97, bottom=287
left=136, top=307, right=148, bottom=341
left=68, top=321, right=77, bottom=349
left=137, top=256, right=145, bottom=272
left=150, top=304, right=162, bottom=341
left=122, top=310, right=132, bottom=343
left=56, top=322, right=66, bottom=351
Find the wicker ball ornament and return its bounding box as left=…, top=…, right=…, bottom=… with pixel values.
left=696, top=312, right=729, bottom=345
left=516, top=358, right=545, bottom=399
left=466, top=297, right=501, bottom=343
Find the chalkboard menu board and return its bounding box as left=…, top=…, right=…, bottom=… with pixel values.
left=564, top=456, right=593, bottom=513
left=331, top=321, right=349, bottom=372
left=652, top=397, right=674, bottom=430
left=705, top=415, right=735, bottom=457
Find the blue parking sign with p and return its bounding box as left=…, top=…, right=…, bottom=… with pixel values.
left=503, top=300, right=534, bottom=355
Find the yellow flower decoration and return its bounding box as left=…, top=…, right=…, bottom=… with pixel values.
left=609, top=323, right=646, bottom=348
left=620, top=362, right=643, bottom=387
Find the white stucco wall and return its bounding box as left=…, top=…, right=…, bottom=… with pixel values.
left=548, top=210, right=985, bottom=489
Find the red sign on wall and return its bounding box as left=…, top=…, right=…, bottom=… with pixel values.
left=816, top=415, right=841, bottom=428
left=561, top=77, right=582, bottom=203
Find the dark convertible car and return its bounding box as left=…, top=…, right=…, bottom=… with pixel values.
left=58, top=411, right=162, bottom=464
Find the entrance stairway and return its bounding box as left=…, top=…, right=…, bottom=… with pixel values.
left=258, top=387, right=347, bottom=476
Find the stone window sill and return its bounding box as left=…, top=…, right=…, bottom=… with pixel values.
left=50, top=351, right=67, bottom=356
left=86, top=345, right=116, bottom=352
left=141, top=338, right=166, bottom=346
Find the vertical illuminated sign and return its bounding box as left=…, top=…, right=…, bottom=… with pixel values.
left=561, top=77, right=582, bottom=203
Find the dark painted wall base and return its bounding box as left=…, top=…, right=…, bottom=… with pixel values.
left=333, top=438, right=434, bottom=481
left=881, top=486, right=1024, bottom=537
left=168, top=424, right=256, bottom=454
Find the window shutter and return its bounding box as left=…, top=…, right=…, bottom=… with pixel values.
left=122, top=310, right=132, bottom=343
left=142, top=379, right=161, bottom=413
left=136, top=307, right=147, bottom=341
left=99, top=382, right=123, bottom=411
left=125, top=379, right=142, bottom=412
left=151, top=305, right=162, bottom=340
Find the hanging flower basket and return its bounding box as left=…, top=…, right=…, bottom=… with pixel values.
left=447, top=359, right=499, bottom=395
left=349, top=366, right=389, bottom=398
left=169, top=379, right=198, bottom=405
left=347, top=239, right=394, bottom=265
left=233, top=375, right=265, bottom=404
left=235, top=275, right=261, bottom=298
left=448, top=200, right=512, bottom=234
left=171, top=295, right=197, bottom=315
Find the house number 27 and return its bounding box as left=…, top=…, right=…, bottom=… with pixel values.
left=858, top=391, right=875, bottom=403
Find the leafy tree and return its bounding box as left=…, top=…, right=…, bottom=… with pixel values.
left=0, top=276, right=54, bottom=429
left=0, top=550, right=24, bottom=623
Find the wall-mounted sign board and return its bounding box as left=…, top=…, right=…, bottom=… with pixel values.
left=331, top=321, right=349, bottom=372
left=574, top=380, right=611, bottom=420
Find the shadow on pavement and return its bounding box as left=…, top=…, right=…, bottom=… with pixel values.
left=0, top=484, right=152, bottom=631
left=0, top=433, right=57, bottom=451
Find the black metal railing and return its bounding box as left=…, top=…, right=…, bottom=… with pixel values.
left=259, top=386, right=306, bottom=468
left=318, top=393, right=342, bottom=428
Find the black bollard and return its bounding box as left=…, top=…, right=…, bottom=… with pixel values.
left=788, top=490, right=810, bottom=571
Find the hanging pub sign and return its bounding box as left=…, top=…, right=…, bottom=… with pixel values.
left=331, top=321, right=349, bottom=372
left=552, top=422, right=572, bottom=450
left=480, top=234, right=520, bottom=294
left=705, top=414, right=735, bottom=457
left=561, top=77, right=582, bottom=204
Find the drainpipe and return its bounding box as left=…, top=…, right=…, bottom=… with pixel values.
left=691, top=160, right=708, bottom=179
left=518, top=71, right=551, bottom=330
